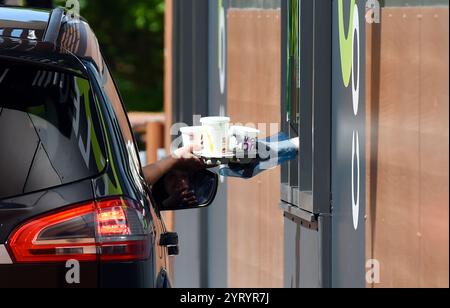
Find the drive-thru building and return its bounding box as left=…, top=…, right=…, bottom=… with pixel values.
left=165, top=0, right=449, bottom=288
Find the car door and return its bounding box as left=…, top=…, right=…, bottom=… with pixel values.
left=99, top=64, right=170, bottom=283
left=145, top=185, right=171, bottom=287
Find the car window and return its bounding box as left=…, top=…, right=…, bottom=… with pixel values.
left=102, top=66, right=144, bottom=182
left=0, top=61, right=107, bottom=200
left=103, top=67, right=135, bottom=145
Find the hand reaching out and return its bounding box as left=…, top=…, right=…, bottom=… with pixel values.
left=173, top=145, right=205, bottom=171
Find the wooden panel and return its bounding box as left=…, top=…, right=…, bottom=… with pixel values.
left=365, top=22, right=375, bottom=288
left=366, top=7, right=449, bottom=288
left=419, top=8, right=449, bottom=288
left=368, top=8, right=422, bottom=288
left=227, top=9, right=283, bottom=288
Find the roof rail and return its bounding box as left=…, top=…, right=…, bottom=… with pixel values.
left=43, top=7, right=64, bottom=45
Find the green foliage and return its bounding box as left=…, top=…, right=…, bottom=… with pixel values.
left=56, top=0, right=165, bottom=112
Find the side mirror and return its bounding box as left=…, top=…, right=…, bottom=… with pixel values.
left=152, top=169, right=219, bottom=211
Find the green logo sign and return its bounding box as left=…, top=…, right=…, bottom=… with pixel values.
left=338, top=0, right=362, bottom=231
left=338, top=0, right=356, bottom=88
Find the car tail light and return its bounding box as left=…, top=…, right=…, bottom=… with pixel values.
left=7, top=198, right=151, bottom=263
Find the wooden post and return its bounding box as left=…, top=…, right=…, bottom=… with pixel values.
left=164, top=0, right=174, bottom=156
left=163, top=0, right=175, bottom=236
left=145, top=122, right=164, bottom=165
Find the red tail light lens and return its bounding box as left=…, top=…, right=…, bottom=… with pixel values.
left=97, top=205, right=130, bottom=236
left=7, top=198, right=151, bottom=263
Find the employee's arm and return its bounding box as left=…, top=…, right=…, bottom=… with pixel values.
left=143, top=146, right=204, bottom=186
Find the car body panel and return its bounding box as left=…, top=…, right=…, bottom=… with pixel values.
left=0, top=262, right=99, bottom=288
left=0, top=179, right=94, bottom=244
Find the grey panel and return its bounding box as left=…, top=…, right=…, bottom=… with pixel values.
left=229, top=0, right=281, bottom=9
left=298, top=0, right=313, bottom=195
left=172, top=0, right=209, bottom=124
left=173, top=209, right=203, bottom=288
left=284, top=210, right=331, bottom=288
left=207, top=0, right=229, bottom=289
left=280, top=0, right=289, bottom=185
left=282, top=0, right=332, bottom=215
left=172, top=0, right=213, bottom=288
left=312, top=0, right=332, bottom=215
left=331, top=0, right=366, bottom=288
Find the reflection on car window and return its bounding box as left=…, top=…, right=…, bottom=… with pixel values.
left=102, top=66, right=143, bottom=185
left=0, top=63, right=107, bottom=200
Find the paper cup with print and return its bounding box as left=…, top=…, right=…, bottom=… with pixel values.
left=200, top=117, right=230, bottom=157
left=229, top=126, right=260, bottom=157
left=180, top=126, right=204, bottom=153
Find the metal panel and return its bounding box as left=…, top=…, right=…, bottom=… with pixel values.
left=206, top=0, right=230, bottom=288
left=331, top=0, right=366, bottom=288
left=283, top=210, right=331, bottom=288
left=282, top=0, right=333, bottom=288
left=172, top=0, right=210, bottom=288
left=281, top=0, right=332, bottom=215
left=172, top=0, right=209, bottom=124
left=298, top=0, right=314, bottom=196
left=311, top=0, right=332, bottom=215
left=280, top=0, right=289, bottom=185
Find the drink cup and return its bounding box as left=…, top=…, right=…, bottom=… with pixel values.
left=180, top=126, right=204, bottom=153
left=229, top=126, right=260, bottom=156
left=200, top=117, right=231, bottom=157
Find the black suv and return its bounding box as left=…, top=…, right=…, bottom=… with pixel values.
left=0, top=6, right=218, bottom=288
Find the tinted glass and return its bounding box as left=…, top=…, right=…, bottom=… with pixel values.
left=103, top=66, right=135, bottom=147
left=0, top=61, right=107, bottom=200
left=102, top=66, right=143, bottom=181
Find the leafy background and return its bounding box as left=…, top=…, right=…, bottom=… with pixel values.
left=55, top=0, right=165, bottom=112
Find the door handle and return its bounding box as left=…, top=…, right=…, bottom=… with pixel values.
left=159, top=232, right=179, bottom=246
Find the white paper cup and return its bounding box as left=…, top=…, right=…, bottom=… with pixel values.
left=229, top=126, right=260, bottom=154
left=180, top=126, right=204, bottom=152
left=200, top=117, right=230, bottom=157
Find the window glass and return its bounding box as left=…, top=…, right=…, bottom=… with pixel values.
left=0, top=62, right=107, bottom=200
left=102, top=66, right=143, bottom=183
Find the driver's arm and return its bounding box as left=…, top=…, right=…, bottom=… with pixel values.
left=143, top=145, right=204, bottom=186
left=143, top=155, right=179, bottom=186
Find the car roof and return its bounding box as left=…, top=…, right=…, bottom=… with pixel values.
left=0, top=6, right=49, bottom=40
left=0, top=6, right=104, bottom=76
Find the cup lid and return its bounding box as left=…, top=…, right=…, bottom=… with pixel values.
left=200, top=117, right=231, bottom=124
left=180, top=126, right=203, bottom=133
left=230, top=126, right=260, bottom=134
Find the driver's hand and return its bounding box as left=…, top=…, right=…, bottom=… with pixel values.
left=173, top=145, right=205, bottom=171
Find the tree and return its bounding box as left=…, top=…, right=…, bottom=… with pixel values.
left=53, top=0, right=165, bottom=112
left=26, top=0, right=53, bottom=8
left=0, top=0, right=53, bottom=7
left=1, top=0, right=164, bottom=112
left=79, top=0, right=165, bottom=112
